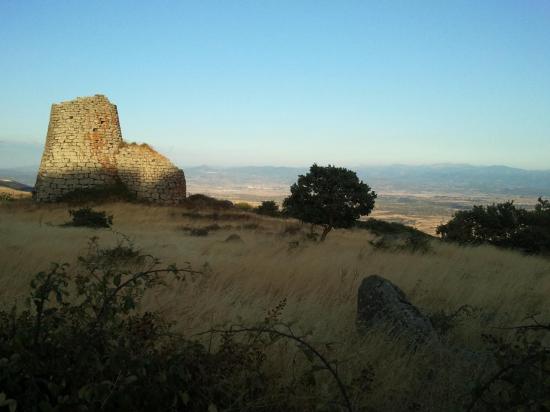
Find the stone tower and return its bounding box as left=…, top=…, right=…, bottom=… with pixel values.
left=34, top=95, right=186, bottom=203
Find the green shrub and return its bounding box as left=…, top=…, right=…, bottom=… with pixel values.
left=183, top=194, right=233, bottom=210
left=234, top=202, right=254, bottom=211
left=68, top=207, right=113, bottom=228
left=255, top=200, right=280, bottom=217
left=437, top=198, right=550, bottom=254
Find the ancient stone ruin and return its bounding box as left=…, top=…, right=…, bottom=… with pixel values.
left=34, top=95, right=186, bottom=203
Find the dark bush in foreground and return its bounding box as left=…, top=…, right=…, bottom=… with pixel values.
left=0, top=239, right=266, bottom=411
left=468, top=317, right=550, bottom=411
left=436, top=198, right=550, bottom=254
left=68, top=207, right=113, bottom=228
left=0, top=238, right=356, bottom=412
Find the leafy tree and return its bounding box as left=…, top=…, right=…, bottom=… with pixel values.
left=255, top=200, right=280, bottom=217
left=283, top=164, right=377, bottom=241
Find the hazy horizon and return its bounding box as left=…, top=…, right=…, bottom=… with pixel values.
left=2, top=139, right=550, bottom=173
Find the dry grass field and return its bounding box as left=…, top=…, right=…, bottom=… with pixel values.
left=0, top=186, right=32, bottom=199
left=1, top=200, right=549, bottom=410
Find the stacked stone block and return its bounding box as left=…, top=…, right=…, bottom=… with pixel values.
left=34, top=95, right=186, bottom=203
left=116, top=144, right=186, bottom=203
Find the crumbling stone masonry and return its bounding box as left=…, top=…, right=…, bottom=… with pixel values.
left=34, top=95, right=186, bottom=203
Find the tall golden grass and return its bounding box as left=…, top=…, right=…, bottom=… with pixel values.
left=1, top=200, right=549, bottom=410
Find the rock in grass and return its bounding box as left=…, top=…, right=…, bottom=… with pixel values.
left=225, top=234, right=243, bottom=243
left=356, top=275, right=437, bottom=349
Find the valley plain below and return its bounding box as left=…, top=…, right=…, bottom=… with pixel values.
left=184, top=164, right=548, bottom=234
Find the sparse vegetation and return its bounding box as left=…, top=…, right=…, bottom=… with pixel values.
left=369, top=233, right=432, bottom=254
left=281, top=224, right=302, bottom=236
left=181, top=211, right=251, bottom=221
left=359, top=218, right=433, bottom=254
left=0, top=193, right=14, bottom=202
left=283, top=164, right=377, bottom=241
left=68, top=207, right=113, bottom=228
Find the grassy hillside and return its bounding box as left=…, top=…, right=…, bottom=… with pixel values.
left=0, top=200, right=549, bottom=410
left=0, top=186, right=32, bottom=200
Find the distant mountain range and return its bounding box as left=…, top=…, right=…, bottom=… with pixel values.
left=1, top=164, right=549, bottom=197
left=0, top=178, right=33, bottom=192
left=0, top=166, right=38, bottom=187
left=186, top=164, right=550, bottom=197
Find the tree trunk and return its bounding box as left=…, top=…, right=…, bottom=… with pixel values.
left=320, top=225, right=332, bottom=241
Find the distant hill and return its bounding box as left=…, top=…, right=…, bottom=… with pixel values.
left=0, top=165, right=38, bottom=186
left=0, top=178, right=33, bottom=192
left=186, top=164, right=550, bottom=197
left=355, top=164, right=550, bottom=196
left=2, top=163, right=549, bottom=197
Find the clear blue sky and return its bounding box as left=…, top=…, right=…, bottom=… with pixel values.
left=1, top=0, right=549, bottom=169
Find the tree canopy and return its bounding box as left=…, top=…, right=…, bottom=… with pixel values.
left=283, top=164, right=377, bottom=240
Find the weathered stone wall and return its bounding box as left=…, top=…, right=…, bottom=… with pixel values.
left=34, top=95, right=186, bottom=203
left=34, top=95, right=123, bottom=201
left=116, top=144, right=186, bottom=203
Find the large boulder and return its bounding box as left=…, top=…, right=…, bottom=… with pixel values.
left=356, top=275, right=438, bottom=349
